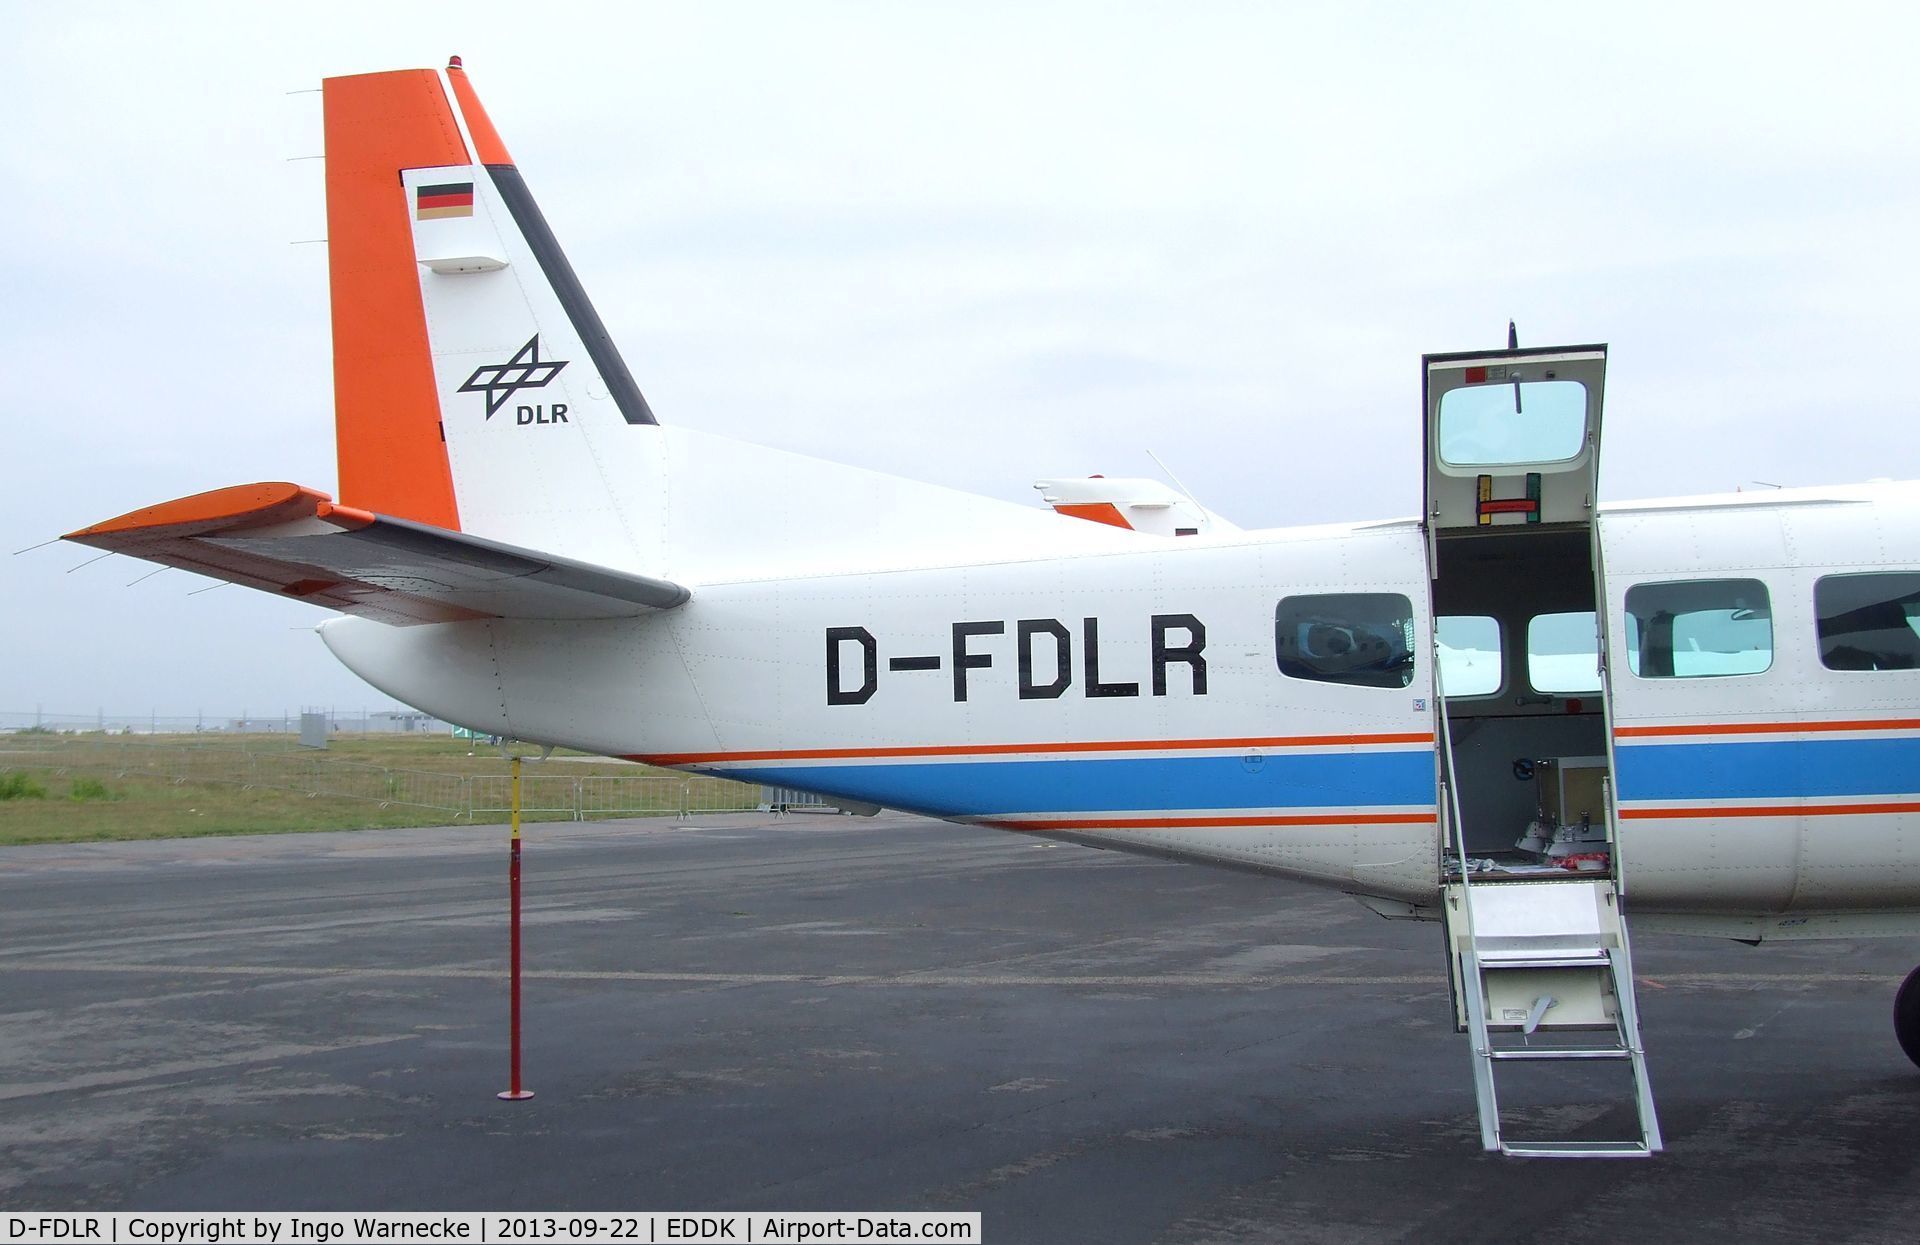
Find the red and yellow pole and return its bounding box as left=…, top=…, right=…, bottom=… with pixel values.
left=497, top=754, right=534, bottom=1101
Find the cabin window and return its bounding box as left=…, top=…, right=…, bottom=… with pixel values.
left=1527, top=611, right=1602, bottom=693
left=1815, top=572, right=1920, bottom=671
left=1275, top=593, right=1416, bottom=689
left=1624, top=579, right=1773, bottom=678
left=1437, top=379, right=1588, bottom=467
left=1437, top=615, right=1502, bottom=696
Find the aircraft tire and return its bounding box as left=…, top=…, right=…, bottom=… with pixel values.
left=1897, top=964, right=1920, bottom=1070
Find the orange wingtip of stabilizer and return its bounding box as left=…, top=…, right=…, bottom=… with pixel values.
left=65, top=483, right=334, bottom=541
left=1053, top=502, right=1135, bottom=530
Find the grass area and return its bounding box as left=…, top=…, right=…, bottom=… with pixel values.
left=277, top=731, right=640, bottom=773
left=0, top=770, right=481, bottom=846
left=0, top=732, right=755, bottom=847
left=1, top=731, right=671, bottom=777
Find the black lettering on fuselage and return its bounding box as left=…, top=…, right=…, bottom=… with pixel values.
left=1017, top=618, right=1072, bottom=699
left=826, top=626, right=877, bottom=705
left=825, top=615, right=1208, bottom=704
left=1150, top=613, right=1208, bottom=695
left=951, top=621, right=1005, bottom=702
left=1082, top=617, right=1140, bottom=698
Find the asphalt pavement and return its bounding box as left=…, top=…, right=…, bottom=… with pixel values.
left=4, top=812, right=1919, bottom=1243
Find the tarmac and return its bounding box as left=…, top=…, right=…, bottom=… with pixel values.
left=3, top=811, right=1920, bottom=1243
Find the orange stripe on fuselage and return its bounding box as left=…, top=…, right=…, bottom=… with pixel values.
left=323, top=69, right=467, bottom=532
left=1620, top=801, right=1920, bottom=819
left=636, top=732, right=1434, bottom=767
left=985, top=812, right=1438, bottom=831
left=1616, top=718, right=1920, bottom=738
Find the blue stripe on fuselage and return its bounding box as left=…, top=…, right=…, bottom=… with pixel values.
left=721, top=749, right=1436, bottom=818
left=1616, top=736, right=1920, bottom=802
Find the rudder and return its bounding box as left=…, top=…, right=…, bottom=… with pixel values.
left=323, top=67, right=468, bottom=530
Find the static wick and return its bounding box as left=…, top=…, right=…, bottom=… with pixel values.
left=65, top=551, right=116, bottom=574
left=187, top=581, right=232, bottom=597
left=12, top=537, right=61, bottom=556
left=126, top=566, right=171, bottom=587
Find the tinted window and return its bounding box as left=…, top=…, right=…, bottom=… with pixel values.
left=1816, top=572, right=1920, bottom=671
left=1624, top=579, right=1772, bottom=678
left=1528, top=611, right=1602, bottom=693
left=1275, top=594, right=1415, bottom=689
left=1437, top=615, right=1502, bottom=696
left=1438, top=379, right=1588, bottom=466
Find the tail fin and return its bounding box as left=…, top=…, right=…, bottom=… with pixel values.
left=323, top=59, right=655, bottom=556
left=67, top=60, right=1163, bottom=632
left=321, top=60, right=1142, bottom=583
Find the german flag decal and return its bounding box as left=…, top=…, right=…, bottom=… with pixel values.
left=416, top=181, right=475, bottom=220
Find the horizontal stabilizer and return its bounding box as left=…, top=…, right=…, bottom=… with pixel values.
left=65, top=483, right=689, bottom=626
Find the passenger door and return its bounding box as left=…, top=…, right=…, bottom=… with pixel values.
left=1422, top=345, right=1608, bottom=551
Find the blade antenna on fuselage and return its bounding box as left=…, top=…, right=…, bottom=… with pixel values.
left=1508, top=320, right=1523, bottom=413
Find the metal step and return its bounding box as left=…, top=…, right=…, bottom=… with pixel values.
left=1444, top=876, right=1662, bottom=1158
left=1479, top=953, right=1613, bottom=969
left=1488, top=1046, right=1633, bottom=1062
left=1502, top=1140, right=1653, bottom=1159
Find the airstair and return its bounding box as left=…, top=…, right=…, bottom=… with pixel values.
left=1441, top=800, right=1663, bottom=1157
left=1422, top=338, right=1661, bottom=1156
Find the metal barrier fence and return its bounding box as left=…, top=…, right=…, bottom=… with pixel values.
left=466, top=772, right=772, bottom=820
left=0, top=739, right=768, bottom=821
left=0, top=709, right=448, bottom=735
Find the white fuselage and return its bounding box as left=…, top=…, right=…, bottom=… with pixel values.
left=321, top=479, right=1920, bottom=930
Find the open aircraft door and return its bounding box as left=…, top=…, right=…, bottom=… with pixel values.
left=1419, top=339, right=1614, bottom=861
left=1419, top=343, right=1658, bottom=1157
left=1420, top=340, right=1614, bottom=868
left=1422, top=344, right=1607, bottom=549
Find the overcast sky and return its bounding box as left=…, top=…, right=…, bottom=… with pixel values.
left=3, top=2, right=1915, bottom=720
